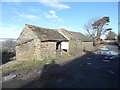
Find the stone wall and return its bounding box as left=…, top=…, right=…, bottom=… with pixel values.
left=16, top=39, right=41, bottom=61
left=68, top=39, right=82, bottom=55
left=40, top=42, right=56, bottom=59
left=81, top=42, right=94, bottom=51
left=68, top=39, right=94, bottom=55
left=16, top=40, right=60, bottom=61
left=16, top=26, right=38, bottom=46
left=16, top=25, right=41, bottom=61
left=16, top=38, right=94, bottom=61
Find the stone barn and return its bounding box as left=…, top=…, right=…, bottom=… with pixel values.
left=16, top=24, right=92, bottom=61
left=16, top=24, right=68, bottom=61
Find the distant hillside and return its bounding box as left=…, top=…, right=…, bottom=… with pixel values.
left=0, top=38, right=16, bottom=51
left=0, top=38, right=17, bottom=42
left=0, top=38, right=16, bottom=64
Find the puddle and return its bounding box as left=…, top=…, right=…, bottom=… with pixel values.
left=94, top=51, right=118, bottom=56
left=106, top=51, right=118, bottom=56
left=100, top=52, right=107, bottom=55
left=100, top=47, right=109, bottom=51
left=94, top=51, right=108, bottom=55
left=94, top=51, right=106, bottom=54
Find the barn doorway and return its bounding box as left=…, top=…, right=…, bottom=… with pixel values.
left=56, top=41, right=62, bottom=50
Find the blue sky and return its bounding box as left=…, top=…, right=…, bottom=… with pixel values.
left=1, top=1, right=118, bottom=39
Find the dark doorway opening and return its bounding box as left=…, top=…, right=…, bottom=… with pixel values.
left=56, top=41, right=62, bottom=50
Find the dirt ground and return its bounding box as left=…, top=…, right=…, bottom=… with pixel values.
left=2, top=42, right=120, bottom=88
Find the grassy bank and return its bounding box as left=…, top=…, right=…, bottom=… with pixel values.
left=2, top=59, right=53, bottom=73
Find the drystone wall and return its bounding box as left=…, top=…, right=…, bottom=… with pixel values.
left=40, top=42, right=56, bottom=60
left=16, top=26, right=38, bottom=46
left=16, top=39, right=41, bottom=61
left=81, top=42, right=94, bottom=51
left=69, top=39, right=94, bottom=55
left=68, top=39, right=82, bottom=55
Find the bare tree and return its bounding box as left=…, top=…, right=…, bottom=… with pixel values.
left=84, top=17, right=112, bottom=45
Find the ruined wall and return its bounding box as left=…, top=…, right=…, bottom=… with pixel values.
left=16, top=25, right=41, bottom=61
left=16, top=40, right=57, bottom=61
left=40, top=42, right=56, bottom=59
left=16, top=39, right=41, bottom=61
left=16, top=40, right=35, bottom=61
left=16, top=25, right=38, bottom=46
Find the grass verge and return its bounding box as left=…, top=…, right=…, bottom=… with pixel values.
left=2, top=59, right=53, bottom=73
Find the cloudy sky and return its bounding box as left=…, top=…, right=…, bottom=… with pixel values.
left=0, top=0, right=118, bottom=39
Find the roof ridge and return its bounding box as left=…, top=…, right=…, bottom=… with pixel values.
left=60, top=28, right=85, bottom=36
left=25, top=24, right=58, bottom=31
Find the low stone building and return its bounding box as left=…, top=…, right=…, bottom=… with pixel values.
left=16, top=24, right=92, bottom=61
left=58, top=28, right=93, bottom=55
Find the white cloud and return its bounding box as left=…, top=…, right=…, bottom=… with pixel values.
left=40, top=0, right=70, bottom=9
left=15, top=12, right=39, bottom=20
left=19, top=13, right=38, bottom=20
left=45, top=10, right=65, bottom=23
left=49, top=10, right=56, bottom=14
left=46, top=10, right=58, bottom=18
left=46, top=14, right=58, bottom=18
left=57, top=18, right=64, bottom=22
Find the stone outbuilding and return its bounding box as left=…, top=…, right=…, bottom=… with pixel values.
left=16, top=24, right=92, bottom=61
left=58, top=28, right=93, bottom=55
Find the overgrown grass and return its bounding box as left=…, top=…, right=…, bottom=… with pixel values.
left=2, top=59, right=53, bottom=73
